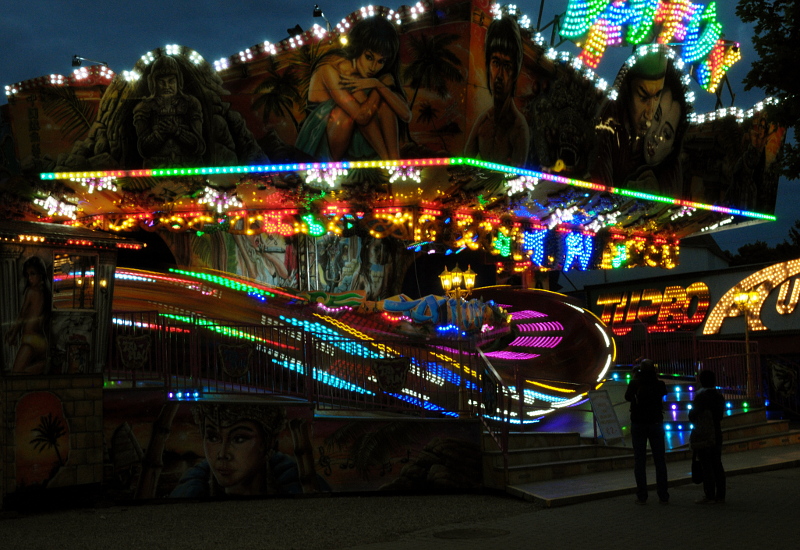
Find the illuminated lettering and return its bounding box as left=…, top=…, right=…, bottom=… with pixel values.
left=598, top=293, right=630, bottom=335
left=600, top=238, right=679, bottom=270
left=682, top=2, right=722, bottom=62
left=704, top=260, right=800, bottom=334
left=638, top=288, right=663, bottom=326
left=562, top=0, right=612, bottom=38
left=522, top=229, right=547, bottom=266
left=776, top=278, right=800, bottom=315
left=654, top=285, right=688, bottom=331
left=563, top=232, right=593, bottom=270
left=696, top=39, right=742, bottom=93
left=597, top=282, right=710, bottom=334
left=654, top=0, right=695, bottom=45
left=626, top=0, right=660, bottom=44
left=561, top=0, right=737, bottom=90
left=685, top=282, right=711, bottom=325
left=625, top=290, right=641, bottom=323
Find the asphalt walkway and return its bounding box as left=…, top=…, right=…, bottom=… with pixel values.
left=3, top=445, right=799, bottom=550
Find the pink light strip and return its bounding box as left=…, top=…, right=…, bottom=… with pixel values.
left=510, top=310, right=547, bottom=319
left=517, top=321, right=564, bottom=332
left=484, top=351, right=540, bottom=360
left=509, top=336, right=563, bottom=348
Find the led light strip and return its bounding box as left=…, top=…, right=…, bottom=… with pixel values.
left=40, top=156, right=775, bottom=222
left=40, top=157, right=451, bottom=181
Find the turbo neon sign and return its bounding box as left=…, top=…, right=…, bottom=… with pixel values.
left=597, top=282, right=710, bottom=335
left=560, top=0, right=739, bottom=92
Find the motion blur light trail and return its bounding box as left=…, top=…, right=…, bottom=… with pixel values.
left=111, top=268, right=614, bottom=419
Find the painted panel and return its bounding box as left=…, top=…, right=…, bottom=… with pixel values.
left=2, top=248, right=99, bottom=375
left=103, top=391, right=481, bottom=499
left=14, top=392, right=71, bottom=489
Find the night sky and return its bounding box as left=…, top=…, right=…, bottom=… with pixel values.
left=2, top=0, right=796, bottom=253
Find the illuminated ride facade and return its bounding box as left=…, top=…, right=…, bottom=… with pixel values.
left=587, top=255, right=800, bottom=412
left=0, top=1, right=786, bottom=505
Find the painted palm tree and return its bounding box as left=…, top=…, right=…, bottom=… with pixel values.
left=39, top=87, right=96, bottom=143
left=289, top=41, right=338, bottom=112
left=403, top=33, right=465, bottom=111
left=253, top=61, right=303, bottom=131
left=30, top=412, right=67, bottom=467
left=417, top=101, right=449, bottom=153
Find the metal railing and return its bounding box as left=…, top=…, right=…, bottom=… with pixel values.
left=108, top=311, right=484, bottom=417
left=645, top=332, right=698, bottom=376
left=613, top=328, right=763, bottom=402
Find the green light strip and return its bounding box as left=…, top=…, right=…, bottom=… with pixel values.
left=169, top=268, right=276, bottom=298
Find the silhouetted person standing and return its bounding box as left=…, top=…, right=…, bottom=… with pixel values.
left=689, top=369, right=726, bottom=504
left=625, top=359, right=668, bottom=504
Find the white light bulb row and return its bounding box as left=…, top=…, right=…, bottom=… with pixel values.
left=209, top=2, right=425, bottom=73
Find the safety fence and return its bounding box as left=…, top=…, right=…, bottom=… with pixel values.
left=614, top=328, right=763, bottom=402
left=107, top=311, right=484, bottom=418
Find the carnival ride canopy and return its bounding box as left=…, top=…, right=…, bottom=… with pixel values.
left=0, top=1, right=785, bottom=272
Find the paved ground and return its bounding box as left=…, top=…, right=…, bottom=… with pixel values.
left=3, top=452, right=799, bottom=550
left=509, top=442, right=800, bottom=506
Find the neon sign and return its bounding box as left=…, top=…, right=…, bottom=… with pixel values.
left=560, top=1, right=739, bottom=92
left=597, top=282, right=710, bottom=335
left=702, top=259, right=800, bottom=335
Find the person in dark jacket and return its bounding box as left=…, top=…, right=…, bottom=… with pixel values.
left=689, top=369, right=726, bottom=504
left=625, top=359, right=669, bottom=504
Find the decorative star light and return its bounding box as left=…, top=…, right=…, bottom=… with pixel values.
left=584, top=211, right=619, bottom=233
left=311, top=24, right=327, bottom=39
left=263, top=42, right=277, bottom=55
left=547, top=206, right=579, bottom=229
left=305, top=167, right=348, bottom=188
left=34, top=195, right=78, bottom=219
left=505, top=175, right=539, bottom=195
left=670, top=206, right=696, bottom=221
left=122, top=70, right=141, bottom=82
left=198, top=186, right=243, bottom=213
left=388, top=165, right=421, bottom=184
left=71, top=176, right=118, bottom=193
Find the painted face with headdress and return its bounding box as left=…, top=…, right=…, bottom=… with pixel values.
left=626, top=51, right=668, bottom=138
left=643, top=87, right=681, bottom=165
left=192, top=403, right=286, bottom=495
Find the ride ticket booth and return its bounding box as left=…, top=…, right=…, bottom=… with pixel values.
left=0, top=220, right=140, bottom=509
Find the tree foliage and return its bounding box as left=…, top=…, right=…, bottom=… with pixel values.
left=736, top=0, right=800, bottom=179
left=729, top=219, right=800, bottom=265
left=253, top=60, right=302, bottom=130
